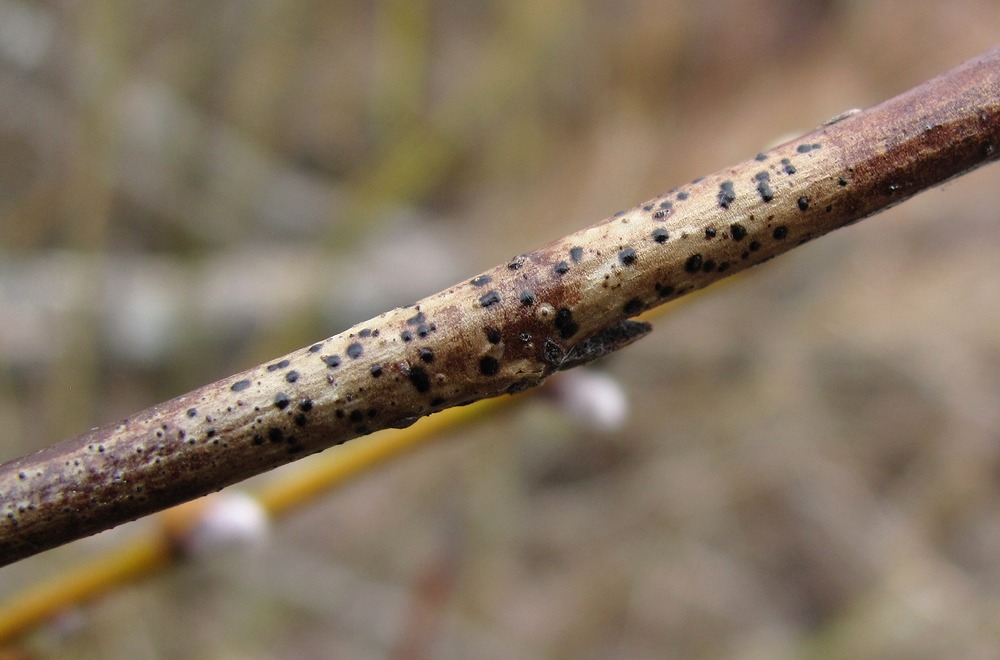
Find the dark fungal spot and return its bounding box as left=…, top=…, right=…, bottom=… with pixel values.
left=408, top=367, right=431, bottom=393
left=655, top=283, right=675, bottom=297
left=702, top=259, right=717, bottom=272
left=730, top=223, right=748, bottom=240
left=797, top=143, right=818, bottom=153
left=781, top=158, right=796, bottom=175
left=755, top=173, right=775, bottom=202
left=623, top=298, right=644, bottom=315
left=685, top=254, right=703, bottom=273
left=755, top=152, right=768, bottom=161
left=508, top=254, right=527, bottom=270
left=471, top=275, right=491, bottom=287
left=294, top=414, right=307, bottom=427
left=642, top=204, right=654, bottom=212
left=187, top=408, right=198, bottom=418
left=749, top=240, right=762, bottom=252
left=285, top=370, right=299, bottom=383
left=570, top=246, right=584, bottom=262
left=519, top=290, right=536, bottom=306
left=619, top=247, right=637, bottom=266
left=553, top=261, right=570, bottom=275
left=419, top=348, right=435, bottom=362
left=838, top=176, right=849, bottom=186
left=479, top=356, right=500, bottom=376
left=406, top=311, right=426, bottom=326
left=484, top=327, right=501, bottom=344
left=274, top=393, right=290, bottom=410
left=718, top=181, right=736, bottom=209
left=253, top=434, right=265, bottom=445
left=479, top=291, right=501, bottom=308
left=797, top=196, right=810, bottom=211
left=773, top=226, right=789, bottom=240
left=308, top=343, right=323, bottom=353
left=323, top=355, right=341, bottom=368
left=298, top=399, right=313, bottom=412
left=349, top=410, right=364, bottom=423
left=416, top=323, right=435, bottom=337
left=677, top=191, right=689, bottom=201
left=360, top=328, right=375, bottom=338
left=231, top=379, right=251, bottom=392
left=267, top=359, right=291, bottom=372
left=652, top=228, right=669, bottom=243
left=269, top=428, right=284, bottom=443
left=704, top=227, right=717, bottom=239
left=400, top=330, right=413, bottom=342
left=659, top=200, right=673, bottom=211
left=370, top=364, right=383, bottom=377
left=554, top=308, right=579, bottom=339
left=347, top=342, right=363, bottom=359
left=718, top=262, right=731, bottom=272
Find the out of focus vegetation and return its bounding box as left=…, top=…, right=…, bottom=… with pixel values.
left=2, top=1, right=1000, bottom=657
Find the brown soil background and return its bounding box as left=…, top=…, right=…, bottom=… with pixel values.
left=2, top=2, right=1000, bottom=658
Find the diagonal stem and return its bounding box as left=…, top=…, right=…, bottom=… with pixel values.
left=1, top=45, right=998, bottom=568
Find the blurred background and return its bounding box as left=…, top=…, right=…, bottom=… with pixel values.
left=2, top=1, right=1000, bottom=657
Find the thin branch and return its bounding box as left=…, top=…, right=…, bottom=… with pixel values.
left=0, top=395, right=518, bottom=642
left=2, top=46, right=998, bottom=568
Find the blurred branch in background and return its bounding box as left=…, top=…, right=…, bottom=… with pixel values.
left=0, top=394, right=519, bottom=643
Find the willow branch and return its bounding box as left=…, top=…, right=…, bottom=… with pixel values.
left=2, top=46, right=998, bottom=568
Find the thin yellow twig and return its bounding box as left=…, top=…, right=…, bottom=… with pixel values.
left=0, top=392, right=521, bottom=643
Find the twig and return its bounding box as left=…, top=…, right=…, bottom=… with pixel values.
left=0, top=395, right=517, bottom=642
left=2, top=46, right=998, bottom=568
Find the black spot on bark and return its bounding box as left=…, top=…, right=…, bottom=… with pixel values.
left=554, top=308, right=579, bottom=339
left=479, top=356, right=500, bottom=376
left=479, top=291, right=501, bottom=307
left=408, top=367, right=431, bottom=393
left=718, top=181, right=736, bottom=209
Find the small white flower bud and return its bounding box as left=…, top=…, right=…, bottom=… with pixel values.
left=544, top=368, right=629, bottom=432
left=184, top=492, right=270, bottom=556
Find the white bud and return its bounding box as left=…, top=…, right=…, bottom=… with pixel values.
left=184, top=492, right=270, bottom=556
left=545, top=368, right=629, bottom=432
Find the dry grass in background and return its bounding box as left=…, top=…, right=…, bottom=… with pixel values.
left=2, top=1, right=1000, bottom=657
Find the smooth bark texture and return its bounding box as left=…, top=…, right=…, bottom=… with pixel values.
left=1, top=46, right=998, bottom=567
